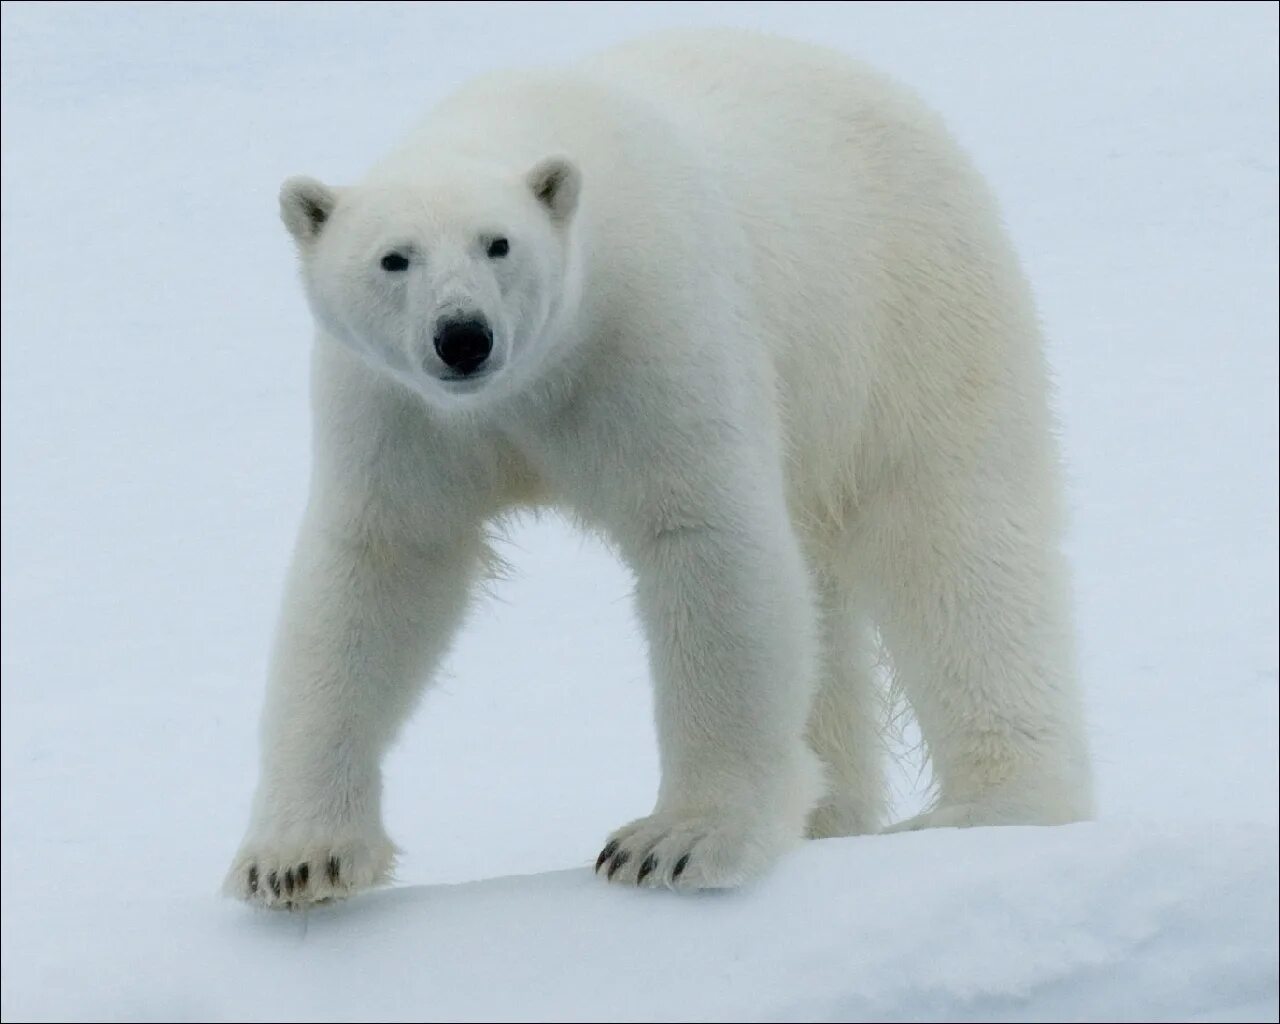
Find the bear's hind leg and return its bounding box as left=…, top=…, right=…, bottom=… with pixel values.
left=805, top=570, right=886, bottom=838
left=864, top=479, right=1093, bottom=831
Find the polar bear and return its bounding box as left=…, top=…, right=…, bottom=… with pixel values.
left=225, top=28, right=1093, bottom=907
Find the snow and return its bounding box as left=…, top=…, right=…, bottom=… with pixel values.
left=1, top=3, right=1276, bottom=1021
left=6, top=824, right=1278, bottom=1023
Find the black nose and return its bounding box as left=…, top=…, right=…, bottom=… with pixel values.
left=433, top=318, right=493, bottom=376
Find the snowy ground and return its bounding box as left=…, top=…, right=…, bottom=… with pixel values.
left=2, top=3, right=1276, bottom=1021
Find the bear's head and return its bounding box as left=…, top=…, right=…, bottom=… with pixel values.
left=279, top=156, right=582, bottom=410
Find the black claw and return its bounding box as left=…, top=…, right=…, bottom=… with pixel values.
left=672, top=853, right=691, bottom=881
left=595, top=841, right=619, bottom=873
left=247, top=865, right=259, bottom=895
left=283, top=868, right=295, bottom=895
left=296, top=863, right=309, bottom=888
left=637, top=854, right=657, bottom=884
left=327, top=856, right=341, bottom=885
left=606, top=850, right=631, bottom=880
left=268, top=871, right=281, bottom=897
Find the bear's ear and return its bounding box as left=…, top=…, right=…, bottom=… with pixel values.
left=525, top=156, right=580, bottom=223
left=280, top=176, right=339, bottom=245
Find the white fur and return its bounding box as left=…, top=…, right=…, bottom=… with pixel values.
left=225, top=29, right=1093, bottom=908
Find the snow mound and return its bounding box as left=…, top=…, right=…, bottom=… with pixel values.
left=3, top=822, right=1274, bottom=1022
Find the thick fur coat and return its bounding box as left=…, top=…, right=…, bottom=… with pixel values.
left=226, top=29, right=1093, bottom=908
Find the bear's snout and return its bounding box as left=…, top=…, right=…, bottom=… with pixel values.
left=433, top=317, right=494, bottom=377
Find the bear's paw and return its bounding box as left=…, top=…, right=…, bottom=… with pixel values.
left=223, top=832, right=396, bottom=910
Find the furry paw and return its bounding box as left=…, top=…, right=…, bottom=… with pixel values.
left=883, top=803, right=991, bottom=833
left=885, top=791, right=1090, bottom=832
left=594, top=811, right=798, bottom=890
left=223, top=832, right=396, bottom=909
left=806, top=798, right=882, bottom=839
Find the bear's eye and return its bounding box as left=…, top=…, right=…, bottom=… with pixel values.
left=380, top=252, right=410, bottom=272
left=486, top=237, right=510, bottom=259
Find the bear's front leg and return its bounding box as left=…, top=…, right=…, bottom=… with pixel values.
left=224, top=510, right=485, bottom=909
left=597, top=503, right=826, bottom=889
